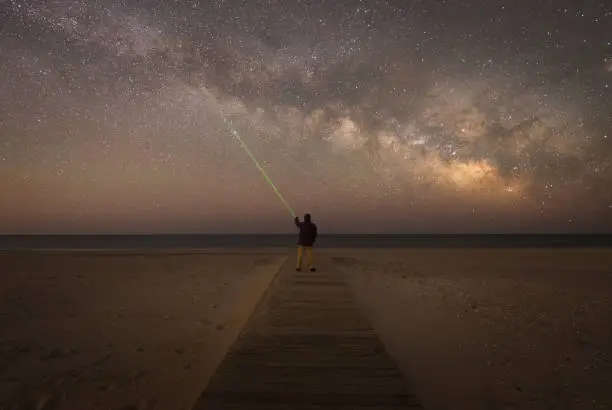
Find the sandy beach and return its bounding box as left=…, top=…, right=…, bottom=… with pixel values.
left=0, top=251, right=287, bottom=410
left=1, top=248, right=612, bottom=409
left=335, top=248, right=612, bottom=410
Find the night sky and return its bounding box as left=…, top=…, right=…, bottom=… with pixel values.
left=1, top=0, right=611, bottom=233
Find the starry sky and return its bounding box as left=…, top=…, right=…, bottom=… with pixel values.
left=0, top=0, right=611, bottom=234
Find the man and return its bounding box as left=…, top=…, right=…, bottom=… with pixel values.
left=294, top=213, right=318, bottom=272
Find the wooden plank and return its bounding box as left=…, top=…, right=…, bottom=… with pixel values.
left=193, top=256, right=421, bottom=409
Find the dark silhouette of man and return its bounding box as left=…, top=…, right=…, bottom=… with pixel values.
left=294, top=213, right=318, bottom=272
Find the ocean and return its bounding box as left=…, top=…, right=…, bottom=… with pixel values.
left=1, top=234, right=612, bottom=250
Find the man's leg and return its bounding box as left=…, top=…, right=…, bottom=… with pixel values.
left=296, top=246, right=303, bottom=271
left=306, top=247, right=315, bottom=271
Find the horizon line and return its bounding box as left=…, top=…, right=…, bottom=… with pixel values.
left=2, top=233, right=612, bottom=236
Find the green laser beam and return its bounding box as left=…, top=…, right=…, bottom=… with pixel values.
left=198, top=86, right=296, bottom=218
left=225, top=120, right=296, bottom=217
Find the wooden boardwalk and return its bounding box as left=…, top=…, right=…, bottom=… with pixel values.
left=193, top=256, right=421, bottom=409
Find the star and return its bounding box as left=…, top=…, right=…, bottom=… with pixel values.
left=0, top=0, right=610, bottom=233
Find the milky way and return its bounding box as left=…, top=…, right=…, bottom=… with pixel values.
left=0, top=0, right=611, bottom=233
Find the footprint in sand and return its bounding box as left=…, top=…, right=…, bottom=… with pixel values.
left=98, top=382, right=116, bottom=391
left=41, top=348, right=66, bottom=361
left=120, top=398, right=149, bottom=410
left=16, top=345, right=32, bottom=355
left=129, top=370, right=147, bottom=381
left=28, top=393, right=64, bottom=410
left=41, top=347, right=79, bottom=362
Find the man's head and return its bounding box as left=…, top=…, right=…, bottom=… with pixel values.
left=304, top=213, right=311, bottom=223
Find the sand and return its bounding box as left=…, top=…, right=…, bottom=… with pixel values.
left=332, top=248, right=612, bottom=410
left=2, top=248, right=611, bottom=410
left=0, top=250, right=287, bottom=410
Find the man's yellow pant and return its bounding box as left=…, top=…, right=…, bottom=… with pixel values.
left=296, top=246, right=313, bottom=270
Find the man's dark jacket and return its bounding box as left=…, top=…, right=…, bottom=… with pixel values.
left=294, top=215, right=318, bottom=247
